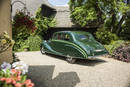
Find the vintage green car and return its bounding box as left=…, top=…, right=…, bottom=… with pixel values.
left=41, top=31, right=108, bottom=63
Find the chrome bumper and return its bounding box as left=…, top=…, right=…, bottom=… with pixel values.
left=88, top=54, right=108, bottom=59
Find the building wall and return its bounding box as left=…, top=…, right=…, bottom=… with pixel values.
left=0, top=0, right=12, bottom=64
left=11, top=0, right=76, bottom=28
left=12, top=0, right=45, bottom=17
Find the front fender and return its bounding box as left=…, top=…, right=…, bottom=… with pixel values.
left=41, top=40, right=53, bottom=53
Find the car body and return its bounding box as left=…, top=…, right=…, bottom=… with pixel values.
left=41, top=31, right=108, bottom=63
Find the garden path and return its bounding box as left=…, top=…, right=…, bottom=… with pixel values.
left=16, top=51, right=130, bottom=87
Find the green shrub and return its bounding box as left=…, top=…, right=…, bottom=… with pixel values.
left=13, top=35, right=42, bottom=52
left=95, top=27, right=119, bottom=44
left=35, top=8, right=56, bottom=35
left=104, top=40, right=125, bottom=55
left=12, top=10, right=37, bottom=51
left=26, top=35, right=42, bottom=51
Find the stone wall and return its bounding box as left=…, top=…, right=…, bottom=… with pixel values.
left=54, top=6, right=76, bottom=28
left=0, top=0, right=12, bottom=64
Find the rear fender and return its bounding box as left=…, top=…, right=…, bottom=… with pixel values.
left=65, top=43, right=88, bottom=59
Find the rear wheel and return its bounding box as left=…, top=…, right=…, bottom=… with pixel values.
left=66, top=55, right=76, bottom=64
left=40, top=46, right=45, bottom=54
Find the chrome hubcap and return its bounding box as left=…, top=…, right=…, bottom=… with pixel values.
left=41, top=47, right=45, bottom=54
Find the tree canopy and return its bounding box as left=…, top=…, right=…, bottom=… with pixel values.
left=69, top=0, right=130, bottom=35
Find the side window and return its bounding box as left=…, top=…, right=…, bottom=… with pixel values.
left=52, top=34, right=57, bottom=39
left=53, top=33, right=72, bottom=41
left=63, top=34, right=70, bottom=41
left=57, top=33, right=62, bottom=40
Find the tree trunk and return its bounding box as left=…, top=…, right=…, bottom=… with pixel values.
left=127, top=0, right=129, bottom=4
left=116, top=14, right=127, bottom=35
left=94, top=3, right=104, bottom=26
left=110, top=13, right=116, bottom=32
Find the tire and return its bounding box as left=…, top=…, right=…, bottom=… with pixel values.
left=66, top=55, right=76, bottom=64
left=40, top=46, right=45, bottom=54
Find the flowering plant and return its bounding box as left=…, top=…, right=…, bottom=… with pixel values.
left=12, top=10, right=37, bottom=51
left=13, top=10, right=37, bottom=33
left=0, top=62, right=34, bottom=87
left=0, top=32, right=14, bottom=53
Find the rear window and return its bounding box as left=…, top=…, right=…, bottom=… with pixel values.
left=78, top=35, right=89, bottom=40
left=75, top=33, right=95, bottom=41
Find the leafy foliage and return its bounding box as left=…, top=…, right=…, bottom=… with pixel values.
left=104, top=40, right=125, bottom=55
left=13, top=35, right=42, bottom=52
left=35, top=8, right=56, bottom=35
left=24, top=35, right=42, bottom=51
left=69, top=0, right=101, bottom=27
left=69, top=0, right=130, bottom=34
left=13, top=8, right=56, bottom=52
left=112, top=43, right=130, bottom=62
left=95, top=27, right=119, bottom=44
left=13, top=11, right=36, bottom=34
left=121, top=17, right=130, bottom=40
left=12, top=10, right=37, bottom=51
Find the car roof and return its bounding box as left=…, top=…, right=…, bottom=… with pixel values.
left=54, top=31, right=91, bottom=35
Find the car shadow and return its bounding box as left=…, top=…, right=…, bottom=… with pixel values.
left=45, top=53, right=107, bottom=66
left=27, top=65, right=80, bottom=87
left=75, top=59, right=107, bottom=66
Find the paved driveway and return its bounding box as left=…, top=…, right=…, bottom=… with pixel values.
left=16, top=51, right=130, bottom=87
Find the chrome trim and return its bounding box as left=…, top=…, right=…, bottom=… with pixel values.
left=88, top=54, right=108, bottom=59
left=94, top=49, right=104, bottom=52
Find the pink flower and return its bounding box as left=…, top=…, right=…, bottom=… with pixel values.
left=11, top=69, right=17, bottom=74
left=12, top=79, right=16, bottom=84
left=17, top=76, right=21, bottom=81
left=17, top=71, right=21, bottom=76
left=28, top=83, right=34, bottom=87
left=0, top=77, right=6, bottom=81
left=5, top=78, right=12, bottom=84
left=25, top=79, right=31, bottom=85
left=24, top=79, right=34, bottom=87
left=15, top=83, right=22, bottom=87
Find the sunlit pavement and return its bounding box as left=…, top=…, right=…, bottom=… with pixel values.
left=16, top=51, right=130, bottom=87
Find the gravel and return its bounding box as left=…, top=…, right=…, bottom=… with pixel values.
left=16, top=51, right=130, bottom=87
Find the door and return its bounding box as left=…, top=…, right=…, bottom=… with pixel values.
left=49, top=33, right=64, bottom=55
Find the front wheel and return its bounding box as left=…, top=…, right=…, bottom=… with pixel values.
left=40, top=46, right=45, bottom=54
left=66, top=55, right=76, bottom=64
